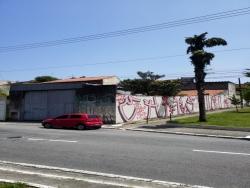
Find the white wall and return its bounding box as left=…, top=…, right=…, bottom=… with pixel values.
left=116, top=94, right=231, bottom=123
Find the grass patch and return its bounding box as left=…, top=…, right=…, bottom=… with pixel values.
left=0, top=182, right=30, bottom=188
left=171, top=107, right=250, bottom=128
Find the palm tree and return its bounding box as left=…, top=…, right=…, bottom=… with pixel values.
left=245, top=69, right=250, bottom=77
left=185, top=32, right=227, bottom=122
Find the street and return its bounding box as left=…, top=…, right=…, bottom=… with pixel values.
left=0, top=122, right=249, bottom=188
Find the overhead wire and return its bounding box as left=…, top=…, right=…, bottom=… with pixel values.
left=0, top=7, right=250, bottom=52
left=0, top=47, right=249, bottom=73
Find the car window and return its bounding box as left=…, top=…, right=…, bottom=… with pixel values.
left=56, top=115, right=68, bottom=119
left=70, top=115, right=82, bottom=119
left=88, top=115, right=98, bottom=118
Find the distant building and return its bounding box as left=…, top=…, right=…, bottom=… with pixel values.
left=179, top=77, right=236, bottom=96
left=0, top=81, right=10, bottom=121
left=8, top=76, right=119, bottom=123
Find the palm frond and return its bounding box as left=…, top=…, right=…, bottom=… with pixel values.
left=204, top=38, right=227, bottom=47
left=185, top=37, right=194, bottom=45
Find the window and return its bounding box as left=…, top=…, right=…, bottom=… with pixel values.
left=70, top=115, right=82, bottom=119
left=56, top=115, right=68, bottom=119
left=88, top=115, right=98, bottom=118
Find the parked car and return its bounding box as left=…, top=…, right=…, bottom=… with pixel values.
left=42, top=113, right=103, bottom=130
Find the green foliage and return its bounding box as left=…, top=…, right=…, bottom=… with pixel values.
left=119, top=79, right=152, bottom=95
left=0, top=182, right=28, bottom=188
left=243, top=88, right=250, bottom=105
left=229, top=95, right=241, bottom=112
left=171, top=107, right=250, bottom=128
left=0, top=85, right=10, bottom=97
left=186, top=32, right=227, bottom=67
left=119, top=71, right=181, bottom=96
left=229, top=95, right=241, bottom=105
left=244, top=69, right=250, bottom=77
left=185, top=32, right=227, bottom=121
left=149, top=80, right=181, bottom=96
left=34, top=75, right=58, bottom=83
left=137, top=71, right=165, bottom=80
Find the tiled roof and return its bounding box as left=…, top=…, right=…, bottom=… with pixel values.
left=44, top=76, right=117, bottom=84
left=179, top=90, right=225, bottom=96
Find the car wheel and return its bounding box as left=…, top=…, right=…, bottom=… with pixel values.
left=77, top=124, right=85, bottom=130
left=44, top=123, right=52, bottom=129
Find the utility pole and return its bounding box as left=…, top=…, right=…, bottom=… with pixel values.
left=238, top=78, right=244, bottom=108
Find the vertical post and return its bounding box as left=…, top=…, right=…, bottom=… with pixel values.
left=146, top=106, right=149, bottom=124
left=238, top=78, right=244, bottom=109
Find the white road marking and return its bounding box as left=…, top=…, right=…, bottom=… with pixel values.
left=28, top=138, right=46, bottom=141
left=0, top=160, right=212, bottom=188
left=193, top=149, right=250, bottom=156
left=0, top=167, right=136, bottom=188
left=48, top=139, right=77, bottom=143
left=27, top=138, right=77, bottom=143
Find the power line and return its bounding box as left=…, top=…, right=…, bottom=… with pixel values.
left=0, top=47, right=249, bottom=73
left=0, top=7, right=250, bottom=53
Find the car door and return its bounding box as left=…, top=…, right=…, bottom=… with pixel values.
left=54, top=115, right=69, bottom=128
left=88, top=115, right=100, bottom=125
left=68, top=115, right=82, bottom=128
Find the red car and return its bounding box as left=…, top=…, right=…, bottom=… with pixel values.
left=42, top=113, right=103, bottom=130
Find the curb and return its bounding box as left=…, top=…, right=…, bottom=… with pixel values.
left=123, top=128, right=250, bottom=141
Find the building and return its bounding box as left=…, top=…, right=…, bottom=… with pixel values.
left=179, top=77, right=236, bottom=96
left=0, top=81, right=10, bottom=121
left=8, top=76, right=119, bottom=123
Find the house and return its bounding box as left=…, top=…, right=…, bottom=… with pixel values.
left=8, top=76, right=119, bottom=123
left=0, top=81, right=10, bottom=121
left=179, top=77, right=236, bottom=96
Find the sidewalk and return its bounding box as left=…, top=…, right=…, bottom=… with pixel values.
left=104, top=123, right=250, bottom=140
left=103, top=109, right=250, bottom=140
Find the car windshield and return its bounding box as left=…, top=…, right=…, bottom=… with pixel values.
left=70, top=115, right=82, bottom=118
left=88, top=115, right=98, bottom=118
left=55, top=115, right=68, bottom=119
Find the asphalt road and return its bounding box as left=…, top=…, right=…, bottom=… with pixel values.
left=0, top=122, right=249, bottom=188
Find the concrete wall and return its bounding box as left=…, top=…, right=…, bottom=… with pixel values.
left=228, top=83, right=236, bottom=96
left=116, top=94, right=231, bottom=123
left=0, top=96, right=7, bottom=121
left=76, top=86, right=116, bottom=123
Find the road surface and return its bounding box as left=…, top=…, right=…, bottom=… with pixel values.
left=0, top=122, right=249, bottom=188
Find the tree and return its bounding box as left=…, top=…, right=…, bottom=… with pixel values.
left=245, top=69, right=250, bottom=77
left=137, top=71, right=165, bottom=81
left=34, top=76, right=58, bottom=83
left=119, top=71, right=180, bottom=96
left=243, top=88, right=250, bottom=106
left=149, top=80, right=181, bottom=96
left=229, top=95, right=241, bottom=112
left=185, top=32, right=227, bottom=122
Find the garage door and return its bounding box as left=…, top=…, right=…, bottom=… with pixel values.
left=47, top=90, right=75, bottom=118
left=23, top=90, right=75, bottom=120
left=24, top=91, right=47, bottom=120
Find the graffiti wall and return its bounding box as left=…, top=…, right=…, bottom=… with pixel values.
left=116, top=94, right=231, bottom=123
left=76, top=86, right=117, bottom=124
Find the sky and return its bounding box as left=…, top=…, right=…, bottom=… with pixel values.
left=0, top=0, right=250, bottom=83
